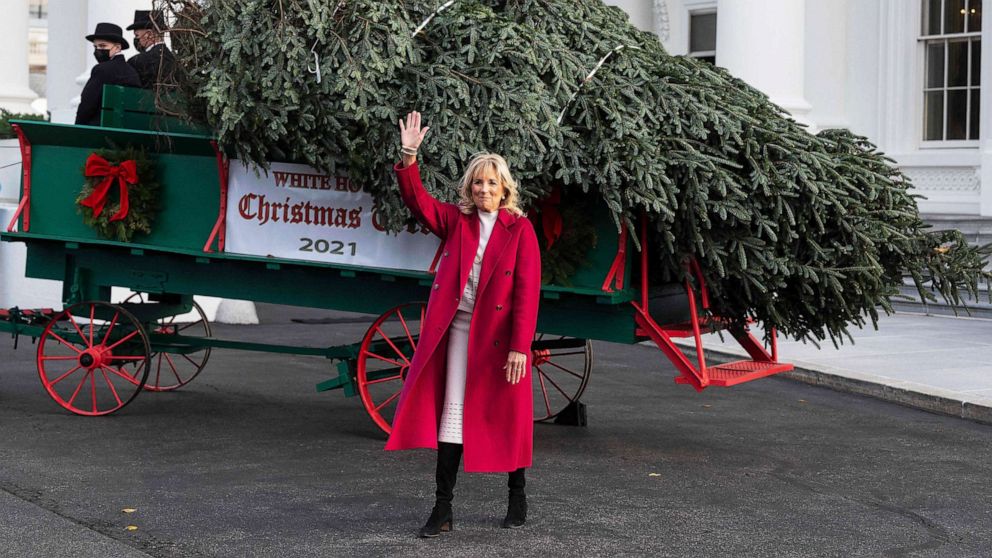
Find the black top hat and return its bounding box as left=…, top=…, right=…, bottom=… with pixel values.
left=86, top=22, right=130, bottom=50
left=126, top=10, right=169, bottom=31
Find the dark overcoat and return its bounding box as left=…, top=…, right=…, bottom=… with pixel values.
left=127, top=43, right=176, bottom=89
left=384, top=161, right=541, bottom=473
left=75, top=55, right=141, bottom=126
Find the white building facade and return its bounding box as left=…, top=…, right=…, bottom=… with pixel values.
left=0, top=0, right=989, bottom=311
left=610, top=0, right=992, bottom=217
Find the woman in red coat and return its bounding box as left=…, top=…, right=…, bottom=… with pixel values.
left=385, top=112, right=541, bottom=537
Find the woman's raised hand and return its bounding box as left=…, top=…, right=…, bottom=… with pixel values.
left=399, top=111, right=429, bottom=168
left=399, top=111, right=430, bottom=151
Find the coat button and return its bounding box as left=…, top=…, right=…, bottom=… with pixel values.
left=443, top=251, right=449, bottom=257
left=433, top=284, right=439, bottom=290
left=494, top=340, right=499, bottom=346
left=505, top=270, right=511, bottom=276
left=496, top=305, right=503, bottom=311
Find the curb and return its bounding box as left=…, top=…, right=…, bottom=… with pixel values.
left=673, top=343, right=992, bottom=427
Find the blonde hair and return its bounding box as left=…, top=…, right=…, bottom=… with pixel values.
left=457, top=152, right=523, bottom=216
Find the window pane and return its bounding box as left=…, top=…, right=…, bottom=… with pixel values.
left=690, top=13, right=717, bottom=53
left=924, top=0, right=943, bottom=34
left=927, top=42, right=946, bottom=88
left=925, top=91, right=945, bottom=140
left=948, top=39, right=969, bottom=86
left=972, top=39, right=982, bottom=85
left=947, top=89, right=969, bottom=139
left=970, top=89, right=981, bottom=139
left=946, top=0, right=967, bottom=33
left=968, top=0, right=982, bottom=31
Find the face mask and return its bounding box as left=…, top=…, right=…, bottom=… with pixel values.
left=134, top=37, right=146, bottom=53
left=93, top=48, right=112, bottom=63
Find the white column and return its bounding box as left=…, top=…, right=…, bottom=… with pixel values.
left=604, top=0, right=656, bottom=33
left=0, top=0, right=40, bottom=113
left=715, top=0, right=812, bottom=124
left=45, top=0, right=87, bottom=124
left=46, top=0, right=88, bottom=123
left=72, top=0, right=151, bottom=110
left=980, top=0, right=992, bottom=216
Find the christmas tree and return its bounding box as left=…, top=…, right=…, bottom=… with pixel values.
left=158, top=0, right=990, bottom=345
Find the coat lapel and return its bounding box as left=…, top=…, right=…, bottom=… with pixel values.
left=477, top=210, right=518, bottom=297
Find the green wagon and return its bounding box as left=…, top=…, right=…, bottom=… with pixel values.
left=0, top=86, right=792, bottom=431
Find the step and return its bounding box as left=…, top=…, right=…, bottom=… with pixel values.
left=674, top=360, right=794, bottom=387
left=921, top=213, right=992, bottom=245
left=893, top=284, right=992, bottom=319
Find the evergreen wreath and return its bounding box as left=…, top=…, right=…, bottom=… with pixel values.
left=537, top=192, right=598, bottom=286
left=76, top=147, right=160, bottom=243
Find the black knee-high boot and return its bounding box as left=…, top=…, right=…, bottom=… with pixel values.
left=502, top=467, right=527, bottom=528
left=419, top=442, right=463, bottom=538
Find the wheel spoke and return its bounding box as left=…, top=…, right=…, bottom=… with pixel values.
left=396, top=310, right=417, bottom=352
left=99, top=312, right=120, bottom=346
left=543, top=359, right=586, bottom=380
left=41, top=355, right=78, bottom=361
left=547, top=350, right=588, bottom=357
left=100, top=365, right=142, bottom=386
left=89, top=305, right=95, bottom=345
left=180, top=353, right=203, bottom=368
left=67, top=369, right=90, bottom=406
left=100, top=368, right=123, bottom=406
left=374, top=326, right=411, bottom=365
left=105, top=329, right=139, bottom=351
left=536, top=365, right=572, bottom=399
left=365, top=373, right=403, bottom=386
left=49, top=365, right=83, bottom=386
left=363, top=350, right=405, bottom=368
left=374, top=390, right=401, bottom=412
left=90, top=370, right=98, bottom=413
left=155, top=354, right=163, bottom=388
left=164, top=353, right=183, bottom=383
left=176, top=321, right=202, bottom=333
left=64, top=309, right=91, bottom=348
left=537, top=369, right=553, bottom=417
left=48, top=330, right=84, bottom=354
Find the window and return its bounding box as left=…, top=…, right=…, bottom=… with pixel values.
left=921, top=0, right=981, bottom=142
left=28, top=0, right=47, bottom=20
left=688, top=11, right=717, bottom=64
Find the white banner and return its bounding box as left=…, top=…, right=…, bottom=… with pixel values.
left=225, top=161, right=440, bottom=272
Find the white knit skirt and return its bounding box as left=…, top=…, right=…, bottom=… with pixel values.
left=438, top=310, right=471, bottom=444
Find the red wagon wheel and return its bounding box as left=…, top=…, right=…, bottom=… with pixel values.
left=531, top=334, right=592, bottom=422
left=123, top=293, right=212, bottom=391
left=36, top=301, right=150, bottom=416
left=357, top=302, right=425, bottom=434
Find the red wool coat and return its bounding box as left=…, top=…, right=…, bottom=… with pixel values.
left=384, top=161, right=541, bottom=473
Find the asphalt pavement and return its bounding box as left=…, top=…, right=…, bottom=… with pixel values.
left=1, top=304, right=991, bottom=557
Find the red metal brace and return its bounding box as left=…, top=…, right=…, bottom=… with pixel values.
left=600, top=222, right=628, bottom=292
left=428, top=242, right=445, bottom=274
left=203, top=141, right=229, bottom=252
left=5, top=124, right=32, bottom=233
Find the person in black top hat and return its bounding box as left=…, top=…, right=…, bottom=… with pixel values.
left=127, top=10, right=175, bottom=89
left=75, top=23, right=141, bottom=126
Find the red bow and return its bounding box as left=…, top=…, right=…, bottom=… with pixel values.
left=538, top=187, right=563, bottom=248
left=80, top=154, right=138, bottom=222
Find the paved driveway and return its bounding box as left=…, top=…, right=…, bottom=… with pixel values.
left=1, top=305, right=990, bottom=557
